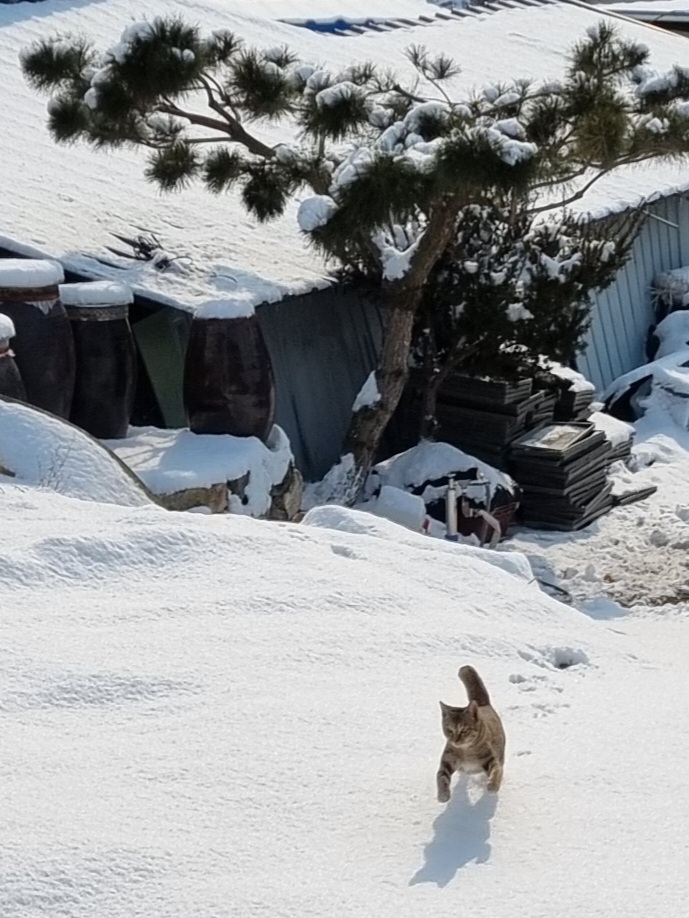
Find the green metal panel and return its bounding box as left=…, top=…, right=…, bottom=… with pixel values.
left=132, top=309, right=189, bottom=428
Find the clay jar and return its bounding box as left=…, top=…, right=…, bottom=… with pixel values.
left=0, top=258, right=75, bottom=418
left=183, top=303, right=275, bottom=441
left=61, top=281, right=137, bottom=440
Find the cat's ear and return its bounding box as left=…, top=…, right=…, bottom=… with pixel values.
left=468, top=700, right=479, bottom=719
left=439, top=701, right=455, bottom=720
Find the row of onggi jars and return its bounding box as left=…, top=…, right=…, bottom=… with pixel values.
left=0, top=258, right=276, bottom=442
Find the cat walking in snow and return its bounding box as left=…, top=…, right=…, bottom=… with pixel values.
left=436, top=665, right=506, bottom=803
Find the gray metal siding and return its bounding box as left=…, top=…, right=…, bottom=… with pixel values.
left=257, top=286, right=383, bottom=481
left=579, top=193, right=689, bottom=391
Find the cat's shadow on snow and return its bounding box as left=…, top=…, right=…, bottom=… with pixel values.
left=409, top=778, right=497, bottom=888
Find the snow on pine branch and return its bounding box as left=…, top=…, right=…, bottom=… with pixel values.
left=297, top=195, right=338, bottom=233
left=373, top=228, right=424, bottom=282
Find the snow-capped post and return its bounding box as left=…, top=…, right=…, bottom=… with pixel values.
left=21, top=20, right=689, bottom=498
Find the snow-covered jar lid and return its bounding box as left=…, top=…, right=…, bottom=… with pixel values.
left=0, top=259, right=64, bottom=290
left=59, top=281, right=134, bottom=308
left=0, top=313, right=16, bottom=350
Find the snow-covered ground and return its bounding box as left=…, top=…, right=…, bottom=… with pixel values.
left=3, top=391, right=689, bottom=917
left=507, top=403, right=689, bottom=610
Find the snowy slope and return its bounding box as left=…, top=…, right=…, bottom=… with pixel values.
left=2, top=466, right=689, bottom=917
left=0, top=398, right=152, bottom=507
left=3, top=0, right=689, bottom=309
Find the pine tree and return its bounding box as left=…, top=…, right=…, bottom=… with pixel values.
left=414, top=203, right=640, bottom=438
left=21, top=19, right=689, bottom=497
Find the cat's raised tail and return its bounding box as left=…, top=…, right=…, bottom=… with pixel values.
left=458, top=665, right=491, bottom=707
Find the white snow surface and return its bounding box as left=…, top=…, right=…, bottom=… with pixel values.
left=352, top=370, right=381, bottom=412
left=0, top=314, right=17, bottom=341
left=0, top=257, right=63, bottom=288
left=5, top=400, right=689, bottom=916
left=104, top=424, right=293, bottom=516
left=59, top=281, right=134, bottom=307
left=653, top=308, right=689, bottom=357
left=589, top=410, right=635, bottom=447
left=604, top=0, right=689, bottom=13
left=602, top=348, right=689, bottom=404
left=297, top=194, right=338, bottom=233
left=0, top=398, right=151, bottom=507
left=4, top=0, right=689, bottom=309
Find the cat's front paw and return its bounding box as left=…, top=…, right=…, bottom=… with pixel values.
left=437, top=787, right=451, bottom=803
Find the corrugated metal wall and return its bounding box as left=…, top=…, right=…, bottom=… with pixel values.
left=578, top=193, right=689, bottom=391
left=257, top=286, right=383, bottom=480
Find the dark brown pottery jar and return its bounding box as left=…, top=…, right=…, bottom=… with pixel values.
left=0, top=259, right=74, bottom=418
left=183, top=305, right=275, bottom=441
left=61, top=281, right=137, bottom=440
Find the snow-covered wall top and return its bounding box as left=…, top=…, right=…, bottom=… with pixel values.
left=3, top=0, right=689, bottom=312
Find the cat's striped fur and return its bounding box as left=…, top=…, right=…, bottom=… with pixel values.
left=436, top=665, right=506, bottom=803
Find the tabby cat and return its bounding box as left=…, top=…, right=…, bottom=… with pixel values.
left=436, top=665, right=506, bottom=803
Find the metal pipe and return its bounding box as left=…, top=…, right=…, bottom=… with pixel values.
left=445, top=476, right=459, bottom=541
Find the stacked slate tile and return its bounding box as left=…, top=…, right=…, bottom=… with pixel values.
left=508, top=422, right=613, bottom=531
left=532, top=369, right=596, bottom=422
left=589, top=411, right=635, bottom=468
left=434, top=374, right=553, bottom=470
left=553, top=385, right=596, bottom=421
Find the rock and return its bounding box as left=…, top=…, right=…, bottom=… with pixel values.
left=157, top=482, right=228, bottom=514
left=268, top=463, right=304, bottom=522
left=227, top=471, right=251, bottom=507
left=150, top=464, right=302, bottom=520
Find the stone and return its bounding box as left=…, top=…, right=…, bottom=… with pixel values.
left=156, top=482, right=228, bottom=514
left=268, top=463, right=304, bottom=522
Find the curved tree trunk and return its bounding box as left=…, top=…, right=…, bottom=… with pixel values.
left=340, top=199, right=463, bottom=504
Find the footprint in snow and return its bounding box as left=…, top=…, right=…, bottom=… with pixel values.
left=330, top=544, right=358, bottom=560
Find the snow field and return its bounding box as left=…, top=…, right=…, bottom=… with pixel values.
left=0, top=476, right=657, bottom=918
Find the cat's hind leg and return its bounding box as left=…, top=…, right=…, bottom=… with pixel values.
left=484, top=758, right=503, bottom=793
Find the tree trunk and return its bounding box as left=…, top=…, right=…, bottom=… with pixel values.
left=419, top=337, right=484, bottom=440
left=340, top=199, right=462, bottom=503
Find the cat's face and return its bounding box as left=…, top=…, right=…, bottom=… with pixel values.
left=439, top=700, right=479, bottom=746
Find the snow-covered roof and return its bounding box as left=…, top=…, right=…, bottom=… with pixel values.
left=4, top=0, right=689, bottom=311
left=602, top=0, right=689, bottom=20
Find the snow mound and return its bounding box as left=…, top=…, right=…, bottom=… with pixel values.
left=0, top=399, right=151, bottom=507
left=653, top=309, right=689, bottom=358
left=302, top=503, right=533, bottom=581
left=105, top=424, right=293, bottom=516
left=369, top=440, right=516, bottom=502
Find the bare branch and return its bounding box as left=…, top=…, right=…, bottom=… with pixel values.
left=529, top=153, right=658, bottom=214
